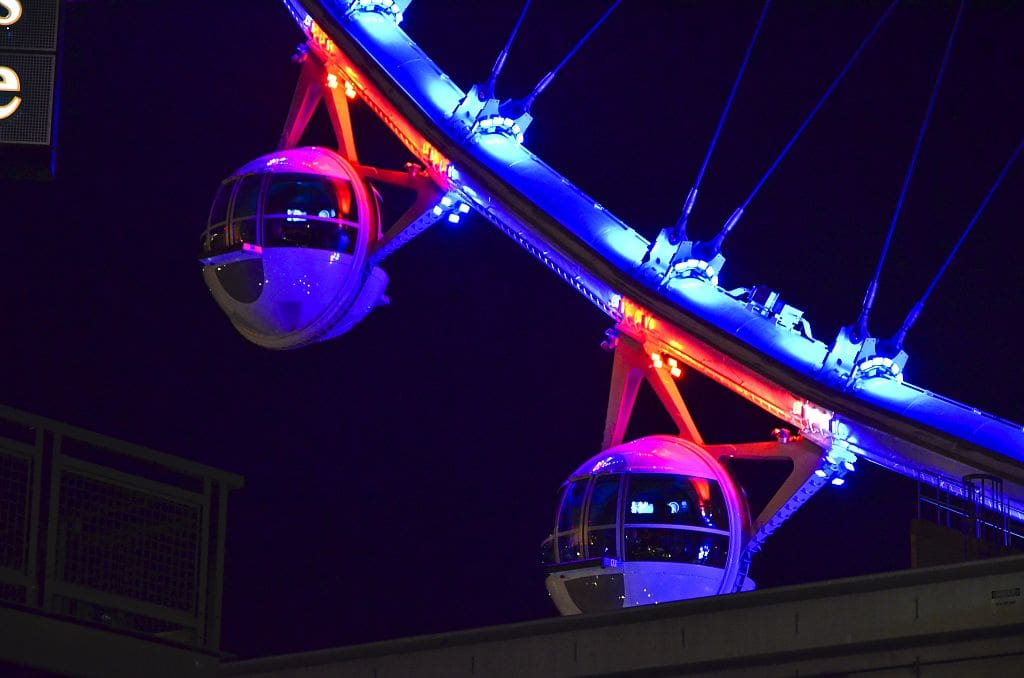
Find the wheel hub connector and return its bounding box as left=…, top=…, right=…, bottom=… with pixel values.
left=639, top=234, right=726, bottom=289
left=853, top=354, right=905, bottom=382
left=451, top=85, right=532, bottom=145
left=669, top=258, right=720, bottom=287
left=344, top=0, right=409, bottom=25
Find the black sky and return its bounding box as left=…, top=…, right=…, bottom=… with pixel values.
left=2, top=0, right=1022, bottom=658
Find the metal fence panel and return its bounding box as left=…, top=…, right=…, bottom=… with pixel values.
left=0, top=405, right=241, bottom=650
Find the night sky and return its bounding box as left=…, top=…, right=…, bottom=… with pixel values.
left=2, top=0, right=1022, bottom=659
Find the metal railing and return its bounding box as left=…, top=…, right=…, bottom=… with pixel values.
left=917, top=473, right=1023, bottom=558
left=0, top=404, right=243, bottom=651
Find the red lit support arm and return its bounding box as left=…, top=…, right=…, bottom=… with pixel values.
left=602, top=333, right=703, bottom=450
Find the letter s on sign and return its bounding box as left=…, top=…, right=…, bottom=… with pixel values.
left=0, top=66, right=22, bottom=120
left=0, top=0, right=22, bottom=27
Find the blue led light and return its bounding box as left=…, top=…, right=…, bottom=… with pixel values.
left=430, top=192, right=472, bottom=225
left=831, top=477, right=846, bottom=486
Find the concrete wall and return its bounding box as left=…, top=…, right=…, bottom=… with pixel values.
left=222, top=555, right=1024, bottom=677
left=0, top=604, right=219, bottom=678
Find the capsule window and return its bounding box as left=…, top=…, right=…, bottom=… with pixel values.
left=209, top=182, right=232, bottom=228
left=587, top=475, right=620, bottom=526
left=623, top=528, right=728, bottom=567
left=233, top=175, right=261, bottom=219
left=585, top=474, right=620, bottom=559
left=206, top=174, right=263, bottom=254
left=625, top=474, right=728, bottom=530
left=264, top=174, right=356, bottom=221
left=263, top=174, right=358, bottom=253
left=204, top=180, right=234, bottom=254
left=557, top=480, right=587, bottom=533
left=555, top=480, right=588, bottom=563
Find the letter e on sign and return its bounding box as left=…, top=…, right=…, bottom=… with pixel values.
left=0, top=65, right=22, bottom=119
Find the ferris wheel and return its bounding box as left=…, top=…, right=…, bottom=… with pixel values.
left=198, top=0, right=1024, bottom=614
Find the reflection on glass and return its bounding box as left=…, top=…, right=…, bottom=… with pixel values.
left=234, top=176, right=261, bottom=219
left=557, top=480, right=587, bottom=533
left=208, top=222, right=257, bottom=256
left=265, top=174, right=356, bottom=220
left=587, top=474, right=620, bottom=526
left=624, top=528, right=728, bottom=567
left=588, top=528, right=616, bottom=559
left=263, top=174, right=359, bottom=252
left=264, top=219, right=357, bottom=253
left=208, top=183, right=232, bottom=228
left=558, top=531, right=583, bottom=563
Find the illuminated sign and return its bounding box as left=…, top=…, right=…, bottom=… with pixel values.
left=0, top=2, right=23, bottom=28
left=0, top=0, right=61, bottom=178
left=0, top=65, right=19, bottom=118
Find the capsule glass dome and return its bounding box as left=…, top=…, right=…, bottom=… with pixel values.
left=542, top=435, right=753, bottom=615
left=199, top=147, right=388, bottom=349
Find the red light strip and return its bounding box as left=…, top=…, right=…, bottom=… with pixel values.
left=617, top=297, right=832, bottom=436
left=307, top=20, right=451, bottom=186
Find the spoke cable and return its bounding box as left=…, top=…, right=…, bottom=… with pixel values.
left=673, top=0, right=772, bottom=244
left=892, top=136, right=1024, bottom=350
left=520, top=0, right=622, bottom=112
left=702, top=0, right=899, bottom=258
left=482, top=0, right=533, bottom=100
left=854, top=0, right=965, bottom=341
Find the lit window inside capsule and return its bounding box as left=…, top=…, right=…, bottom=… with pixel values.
left=264, top=174, right=358, bottom=254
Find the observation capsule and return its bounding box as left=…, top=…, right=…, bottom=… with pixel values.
left=199, top=147, right=388, bottom=349
left=542, top=435, right=753, bottom=615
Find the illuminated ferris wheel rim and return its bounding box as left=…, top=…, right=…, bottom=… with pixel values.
left=283, top=1, right=1024, bottom=503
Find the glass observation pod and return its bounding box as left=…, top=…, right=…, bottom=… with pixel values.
left=199, top=147, right=388, bottom=350
left=542, top=435, right=753, bottom=615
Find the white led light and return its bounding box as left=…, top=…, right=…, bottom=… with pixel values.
left=474, top=116, right=524, bottom=144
